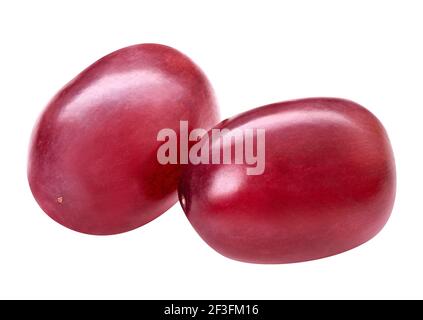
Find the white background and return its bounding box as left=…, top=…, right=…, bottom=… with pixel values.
left=0, top=0, right=422, bottom=299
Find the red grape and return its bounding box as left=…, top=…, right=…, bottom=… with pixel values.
left=28, top=44, right=219, bottom=235
left=178, top=98, right=396, bottom=263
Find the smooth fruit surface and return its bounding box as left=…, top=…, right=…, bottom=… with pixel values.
left=178, top=98, right=396, bottom=263
left=28, top=43, right=219, bottom=235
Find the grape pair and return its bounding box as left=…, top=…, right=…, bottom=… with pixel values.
left=28, top=44, right=395, bottom=264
